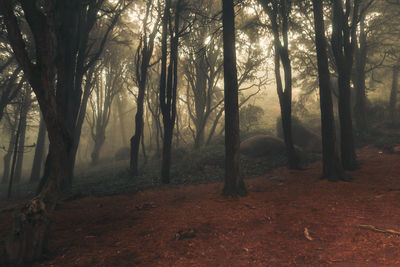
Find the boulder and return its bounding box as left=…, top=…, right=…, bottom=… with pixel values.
left=277, top=117, right=322, bottom=152
left=240, top=135, right=287, bottom=157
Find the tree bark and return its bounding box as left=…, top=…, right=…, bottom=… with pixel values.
left=221, top=0, right=247, bottom=197
left=353, top=14, right=368, bottom=132
left=159, top=0, right=181, bottom=184
left=91, top=129, right=105, bottom=165
left=0, top=0, right=73, bottom=264
left=2, top=116, right=17, bottom=185
left=312, top=0, right=348, bottom=181
left=30, top=115, right=47, bottom=183
left=259, top=0, right=300, bottom=169
left=331, top=0, right=358, bottom=170
left=14, top=90, right=31, bottom=184
left=130, top=2, right=157, bottom=175
left=389, top=63, right=399, bottom=122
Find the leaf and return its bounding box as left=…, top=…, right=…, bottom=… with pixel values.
left=304, top=227, right=313, bottom=241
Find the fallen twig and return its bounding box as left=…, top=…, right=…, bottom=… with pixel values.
left=357, top=224, right=400, bottom=235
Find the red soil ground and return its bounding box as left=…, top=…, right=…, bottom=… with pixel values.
left=1, top=146, right=400, bottom=266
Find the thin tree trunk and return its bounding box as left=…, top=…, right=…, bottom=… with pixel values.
left=221, top=0, right=247, bottom=197
left=389, top=63, right=399, bottom=122
left=91, top=129, right=105, bottom=165
left=353, top=15, right=368, bottom=132
left=7, top=111, right=22, bottom=199
left=259, top=0, right=300, bottom=169
left=130, top=1, right=157, bottom=175
left=116, top=95, right=128, bottom=146
left=312, top=0, right=348, bottom=181
left=2, top=126, right=17, bottom=185
left=30, top=115, right=47, bottom=182
left=159, top=0, right=180, bottom=184
left=14, top=91, right=30, bottom=184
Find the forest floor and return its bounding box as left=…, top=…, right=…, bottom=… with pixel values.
left=1, top=145, right=400, bottom=266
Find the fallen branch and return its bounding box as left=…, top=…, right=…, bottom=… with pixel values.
left=357, top=224, right=400, bottom=235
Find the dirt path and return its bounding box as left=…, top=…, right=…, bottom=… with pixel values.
left=1, top=146, right=400, bottom=266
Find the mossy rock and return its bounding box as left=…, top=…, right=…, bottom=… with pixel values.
left=276, top=117, right=322, bottom=152
left=240, top=135, right=287, bottom=157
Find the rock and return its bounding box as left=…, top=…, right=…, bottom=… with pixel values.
left=240, top=135, right=287, bottom=157
left=277, top=117, right=322, bottom=152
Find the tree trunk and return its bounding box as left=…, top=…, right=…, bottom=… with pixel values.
left=116, top=95, right=128, bottom=146
left=14, top=91, right=30, bottom=184
left=30, top=115, right=47, bottom=183
left=161, top=122, right=173, bottom=183
left=353, top=15, right=368, bottom=132
left=2, top=126, right=17, bottom=185
left=221, top=0, right=247, bottom=197
left=91, top=130, right=105, bottom=165
left=331, top=0, right=358, bottom=170
left=130, top=99, right=144, bottom=175
left=159, top=0, right=180, bottom=184
left=337, top=67, right=357, bottom=170
left=389, top=63, right=399, bottom=122
left=259, top=0, right=300, bottom=169
left=7, top=110, right=23, bottom=199
left=312, top=0, right=348, bottom=181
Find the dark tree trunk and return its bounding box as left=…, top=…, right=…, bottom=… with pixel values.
left=389, top=63, right=399, bottom=122
left=221, top=0, right=247, bottom=197
left=2, top=119, right=17, bottom=185
left=337, top=68, right=357, bottom=169
left=7, top=111, right=22, bottom=199
left=130, top=1, right=157, bottom=175
left=331, top=0, right=358, bottom=170
left=30, top=115, right=47, bottom=182
left=353, top=15, right=368, bottom=132
left=0, top=67, right=23, bottom=123
left=259, top=0, right=300, bottom=169
left=14, top=91, right=30, bottom=184
left=312, top=0, right=348, bottom=181
left=0, top=0, right=73, bottom=264
left=159, top=0, right=181, bottom=184
left=130, top=107, right=144, bottom=174
left=116, top=95, right=128, bottom=146
left=91, top=130, right=105, bottom=165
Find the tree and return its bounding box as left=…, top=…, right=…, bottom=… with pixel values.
left=0, top=0, right=128, bottom=264
left=353, top=2, right=369, bottom=132
left=159, top=0, right=184, bottom=183
left=130, top=0, right=159, bottom=175
left=0, top=66, right=23, bottom=122
left=389, top=59, right=399, bottom=121
left=30, top=114, right=47, bottom=182
left=330, top=0, right=359, bottom=170
left=181, top=0, right=225, bottom=149
left=312, top=0, right=348, bottom=181
left=14, top=85, right=32, bottom=183
left=0, top=0, right=76, bottom=263
left=258, top=0, right=301, bottom=169
left=221, top=0, right=247, bottom=196
left=1, top=109, right=18, bottom=185
left=87, top=56, right=125, bottom=165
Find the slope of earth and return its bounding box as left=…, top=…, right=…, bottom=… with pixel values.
left=1, top=146, right=400, bottom=266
